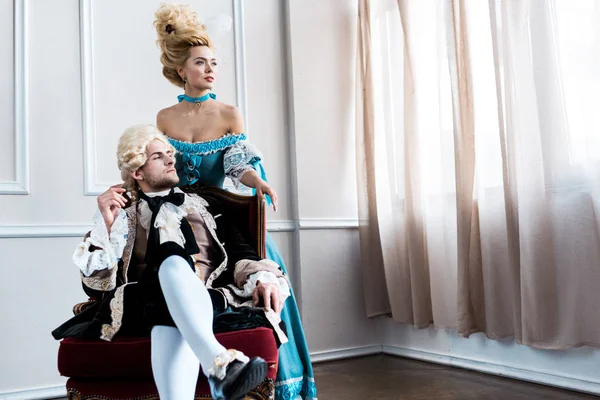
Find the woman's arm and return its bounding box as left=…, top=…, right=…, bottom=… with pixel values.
left=239, top=170, right=278, bottom=211
left=222, top=105, right=279, bottom=210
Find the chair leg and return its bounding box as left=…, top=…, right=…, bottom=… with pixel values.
left=245, top=378, right=275, bottom=400
left=68, top=389, right=164, bottom=400
left=66, top=380, right=274, bottom=400
left=67, top=390, right=82, bottom=400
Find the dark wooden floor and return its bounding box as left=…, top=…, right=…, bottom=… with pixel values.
left=313, top=355, right=597, bottom=399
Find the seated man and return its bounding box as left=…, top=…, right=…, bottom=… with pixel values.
left=52, top=124, right=290, bottom=400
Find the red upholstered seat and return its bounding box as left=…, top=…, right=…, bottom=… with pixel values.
left=59, top=328, right=278, bottom=399
left=58, top=327, right=278, bottom=379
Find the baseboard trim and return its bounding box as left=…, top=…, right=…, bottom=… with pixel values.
left=382, top=345, right=600, bottom=396
left=0, top=384, right=66, bottom=400
left=266, top=220, right=296, bottom=232
left=310, top=344, right=383, bottom=364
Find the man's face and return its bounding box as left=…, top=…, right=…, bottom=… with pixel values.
left=134, top=140, right=179, bottom=192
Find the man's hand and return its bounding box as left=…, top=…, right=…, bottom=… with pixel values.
left=252, top=281, right=284, bottom=314
left=97, top=184, right=127, bottom=232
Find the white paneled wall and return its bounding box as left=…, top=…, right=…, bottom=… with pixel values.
left=0, top=1, right=378, bottom=398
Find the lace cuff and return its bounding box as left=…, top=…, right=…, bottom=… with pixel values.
left=73, top=209, right=128, bottom=277
left=223, top=140, right=263, bottom=190
left=207, top=349, right=250, bottom=380
left=241, top=270, right=291, bottom=300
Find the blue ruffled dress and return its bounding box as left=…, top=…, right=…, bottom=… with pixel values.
left=168, top=133, right=317, bottom=400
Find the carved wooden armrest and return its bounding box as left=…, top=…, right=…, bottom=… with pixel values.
left=73, top=298, right=97, bottom=315
left=182, top=183, right=267, bottom=258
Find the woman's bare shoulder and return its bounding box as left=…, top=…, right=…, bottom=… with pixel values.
left=156, top=104, right=181, bottom=131
left=215, top=101, right=240, bottom=117
left=218, top=103, right=244, bottom=122
left=215, top=102, right=244, bottom=132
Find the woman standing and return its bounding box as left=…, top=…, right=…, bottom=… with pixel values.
left=153, top=4, right=317, bottom=399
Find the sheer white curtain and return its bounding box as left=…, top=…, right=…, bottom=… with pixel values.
left=356, top=0, right=600, bottom=348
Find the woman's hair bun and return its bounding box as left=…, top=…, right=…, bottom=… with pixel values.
left=153, top=3, right=213, bottom=88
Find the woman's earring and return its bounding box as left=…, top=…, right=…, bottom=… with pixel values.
left=183, top=78, right=187, bottom=90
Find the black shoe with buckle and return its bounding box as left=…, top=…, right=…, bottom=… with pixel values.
left=208, top=357, right=268, bottom=400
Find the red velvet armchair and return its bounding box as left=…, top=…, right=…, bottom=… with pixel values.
left=56, top=185, right=278, bottom=399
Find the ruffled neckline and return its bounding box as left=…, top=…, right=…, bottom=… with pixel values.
left=167, top=132, right=244, bottom=145
left=168, top=133, right=247, bottom=155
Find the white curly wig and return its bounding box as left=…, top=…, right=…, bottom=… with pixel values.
left=116, top=124, right=176, bottom=194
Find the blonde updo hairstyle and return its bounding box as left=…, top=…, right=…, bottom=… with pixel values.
left=117, top=124, right=176, bottom=194
left=154, top=3, right=213, bottom=88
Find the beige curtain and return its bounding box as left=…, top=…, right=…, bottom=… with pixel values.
left=356, top=0, right=600, bottom=349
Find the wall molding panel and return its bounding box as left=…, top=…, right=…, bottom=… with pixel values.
left=0, top=219, right=359, bottom=238
left=79, top=0, right=248, bottom=196
left=79, top=0, right=101, bottom=195
left=299, top=218, right=358, bottom=230
left=0, top=0, right=29, bottom=195
left=0, top=384, right=66, bottom=400
left=0, top=224, right=92, bottom=238
left=232, top=0, right=248, bottom=128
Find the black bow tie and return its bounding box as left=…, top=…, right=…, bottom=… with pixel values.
left=138, top=189, right=185, bottom=212
left=138, top=189, right=199, bottom=270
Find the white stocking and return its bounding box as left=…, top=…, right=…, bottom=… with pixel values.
left=151, top=325, right=199, bottom=400
left=157, top=255, right=227, bottom=376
